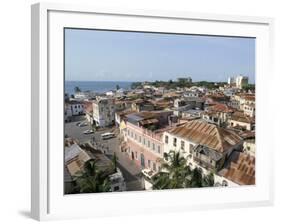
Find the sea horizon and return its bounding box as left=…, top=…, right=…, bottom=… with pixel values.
left=65, top=80, right=133, bottom=95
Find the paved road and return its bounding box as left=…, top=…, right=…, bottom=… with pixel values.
left=65, top=116, right=94, bottom=143
left=93, top=131, right=144, bottom=191
left=65, top=117, right=144, bottom=191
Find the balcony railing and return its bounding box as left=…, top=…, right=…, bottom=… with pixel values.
left=193, top=157, right=216, bottom=171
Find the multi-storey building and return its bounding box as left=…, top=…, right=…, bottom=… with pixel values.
left=64, top=101, right=85, bottom=122
left=228, top=75, right=249, bottom=89
left=122, top=111, right=174, bottom=171
left=163, top=120, right=243, bottom=174
left=92, top=97, right=115, bottom=127
left=236, top=75, right=249, bottom=89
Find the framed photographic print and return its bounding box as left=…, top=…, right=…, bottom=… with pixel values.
left=31, top=2, right=274, bottom=221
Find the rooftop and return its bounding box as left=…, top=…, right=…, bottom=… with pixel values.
left=169, top=120, right=242, bottom=153
left=219, top=151, right=255, bottom=185
left=230, top=112, right=255, bottom=124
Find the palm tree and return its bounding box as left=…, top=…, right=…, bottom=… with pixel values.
left=111, top=152, right=118, bottom=173
left=152, top=151, right=214, bottom=190
left=153, top=151, right=190, bottom=189
left=73, top=159, right=111, bottom=193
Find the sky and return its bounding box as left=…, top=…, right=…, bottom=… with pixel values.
left=65, top=28, right=255, bottom=83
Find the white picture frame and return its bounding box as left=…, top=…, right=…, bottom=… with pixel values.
left=31, top=2, right=274, bottom=221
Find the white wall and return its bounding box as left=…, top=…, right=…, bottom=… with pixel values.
left=0, top=0, right=280, bottom=224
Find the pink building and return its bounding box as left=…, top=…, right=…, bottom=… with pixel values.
left=122, top=111, right=175, bottom=171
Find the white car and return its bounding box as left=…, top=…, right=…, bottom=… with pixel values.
left=78, top=122, right=88, bottom=127
left=101, top=132, right=115, bottom=140
left=141, top=169, right=156, bottom=179
left=83, top=129, right=94, bottom=134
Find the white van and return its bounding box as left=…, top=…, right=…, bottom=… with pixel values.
left=101, top=132, right=115, bottom=140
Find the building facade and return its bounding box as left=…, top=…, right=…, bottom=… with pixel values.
left=92, top=97, right=115, bottom=127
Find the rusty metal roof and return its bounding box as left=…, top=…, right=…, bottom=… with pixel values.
left=139, top=118, right=159, bottom=125
left=169, top=120, right=242, bottom=153
left=219, top=152, right=255, bottom=185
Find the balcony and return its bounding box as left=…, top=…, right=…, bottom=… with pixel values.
left=193, top=156, right=216, bottom=171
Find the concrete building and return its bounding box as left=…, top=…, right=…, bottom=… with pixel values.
left=163, top=120, right=243, bottom=174
left=65, top=101, right=85, bottom=120
left=74, top=91, right=96, bottom=100
left=228, top=75, right=249, bottom=89
left=64, top=104, right=72, bottom=122
left=92, top=97, right=115, bottom=127
left=177, top=77, right=192, bottom=83
left=228, top=112, right=255, bottom=131
left=202, top=103, right=234, bottom=126
left=122, top=111, right=175, bottom=171
left=243, top=103, right=255, bottom=117
left=228, top=77, right=235, bottom=86
left=236, top=75, right=249, bottom=89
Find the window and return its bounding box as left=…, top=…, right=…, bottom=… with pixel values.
left=139, top=136, right=141, bottom=143
left=147, top=140, right=150, bottom=148
left=148, top=160, right=151, bottom=168
left=143, top=138, right=146, bottom=145
left=153, top=162, right=156, bottom=171
left=181, top=140, right=185, bottom=150
left=130, top=131, right=133, bottom=138
left=134, top=133, right=137, bottom=140
left=135, top=152, right=138, bottom=160
left=165, top=135, right=169, bottom=144
left=158, top=146, right=161, bottom=154
left=189, top=144, right=194, bottom=153
left=113, top=186, right=120, bottom=191
left=173, top=138, right=177, bottom=147
left=152, top=143, right=155, bottom=151
left=128, top=129, right=130, bottom=136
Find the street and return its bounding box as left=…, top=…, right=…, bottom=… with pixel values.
left=65, top=115, right=144, bottom=191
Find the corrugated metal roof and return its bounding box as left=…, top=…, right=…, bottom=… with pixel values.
left=219, top=152, right=255, bottom=185
left=169, top=120, right=242, bottom=153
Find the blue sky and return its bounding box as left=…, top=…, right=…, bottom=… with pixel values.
left=65, top=28, right=255, bottom=83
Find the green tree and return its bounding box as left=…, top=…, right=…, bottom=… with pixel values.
left=73, top=159, right=111, bottom=193
left=152, top=151, right=190, bottom=189
left=152, top=151, right=214, bottom=190
left=74, top=86, right=81, bottom=93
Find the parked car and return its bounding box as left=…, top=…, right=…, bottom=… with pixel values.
left=83, top=129, right=94, bottom=135
left=101, top=132, right=115, bottom=140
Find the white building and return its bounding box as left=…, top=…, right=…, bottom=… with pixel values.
left=236, top=75, right=249, bottom=89
left=64, top=105, right=72, bottom=122
left=109, top=168, right=126, bottom=192
left=65, top=101, right=84, bottom=117
left=163, top=120, right=243, bottom=175
left=228, top=75, right=249, bottom=89
left=227, top=77, right=235, bottom=85
left=243, top=103, right=255, bottom=117
left=92, top=97, right=115, bottom=127
left=74, top=91, right=96, bottom=100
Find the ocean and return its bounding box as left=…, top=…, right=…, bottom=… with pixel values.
left=65, top=81, right=132, bottom=95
